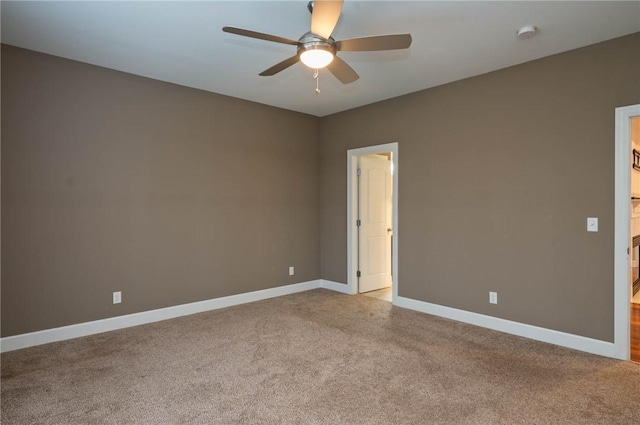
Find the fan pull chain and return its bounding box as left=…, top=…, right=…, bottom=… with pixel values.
left=313, top=69, right=320, bottom=94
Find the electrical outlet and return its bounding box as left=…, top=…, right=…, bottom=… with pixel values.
left=113, top=291, right=122, bottom=304
left=587, top=217, right=598, bottom=232
left=289, top=266, right=295, bottom=276
left=489, top=291, right=498, bottom=304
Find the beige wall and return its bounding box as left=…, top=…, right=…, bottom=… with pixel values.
left=3, top=33, right=639, bottom=343
left=319, top=33, right=640, bottom=342
left=1, top=45, right=320, bottom=337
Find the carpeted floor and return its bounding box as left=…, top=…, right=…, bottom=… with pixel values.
left=2, top=289, right=640, bottom=424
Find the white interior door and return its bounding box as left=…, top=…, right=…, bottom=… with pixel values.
left=358, top=154, right=392, bottom=293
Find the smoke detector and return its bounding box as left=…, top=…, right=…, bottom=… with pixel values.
left=517, top=25, right=538, bottom=39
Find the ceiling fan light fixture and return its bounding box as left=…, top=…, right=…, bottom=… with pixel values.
left=223, top=1, right=411, bottom=84
left=300, top=46, right=334, bottom=69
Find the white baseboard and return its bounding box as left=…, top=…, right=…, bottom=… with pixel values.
left=319, top=279, right=353, bottom=294
left=1, top=280, right=618, bottom=359
left=0, top=280, right=320, bottom=353
left=395, top=296, right=616, bottom=359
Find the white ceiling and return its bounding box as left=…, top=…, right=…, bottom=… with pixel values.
left=2, top=1, right=639, bottom=117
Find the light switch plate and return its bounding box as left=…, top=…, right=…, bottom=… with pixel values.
left=587, top=217, right=598, bottom=232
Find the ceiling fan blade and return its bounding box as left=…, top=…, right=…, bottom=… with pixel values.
left=223, top=26, right=299, bottom=46
left=336, top=34, right=412, bottom=52
left=259, top=55, right=301, bottom=76
left=327, top=56, right=359, bottom=84
left=311, top=0, right=344, bottom=40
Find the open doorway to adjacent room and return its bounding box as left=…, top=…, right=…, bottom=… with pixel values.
left=347, top=143, right=398, bottom=303
left=614, top=104, right=640, bottom=362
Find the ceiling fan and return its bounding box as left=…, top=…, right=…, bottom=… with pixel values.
left=222, top=0, right=412, bottom=84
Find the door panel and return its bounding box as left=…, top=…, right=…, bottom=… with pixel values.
left=359, top=154, right=392, bottom=293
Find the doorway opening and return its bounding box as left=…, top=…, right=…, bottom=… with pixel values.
left=347, top=143, right=398, bottom=303
left=614, top=104, right=640, bottom=361
left=629, top=116, right=640, bottom=362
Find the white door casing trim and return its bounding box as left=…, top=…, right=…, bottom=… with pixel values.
left=347, top=143, right=399, bottom=301
left=614, top=104, right=640, bottom=360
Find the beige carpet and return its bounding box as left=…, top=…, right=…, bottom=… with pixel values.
left=2, top=289, right=639, bottom=424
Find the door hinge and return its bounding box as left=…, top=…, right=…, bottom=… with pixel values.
left=356, top=271, right=361, bottom=278
left=357, top=168, right=361, bottom=176
left=356, top=219, right=361, bottom=227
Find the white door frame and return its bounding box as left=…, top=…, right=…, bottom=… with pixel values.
left=347, top=142, right=399, bottom=302
left=614, top=104, right=640, bottom=360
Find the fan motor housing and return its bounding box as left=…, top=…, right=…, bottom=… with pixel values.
left=297, top=32, right=336, bottom=57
